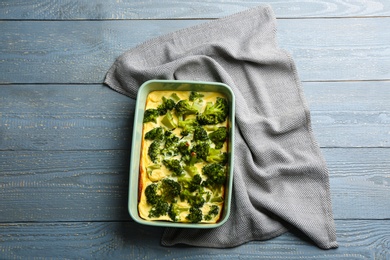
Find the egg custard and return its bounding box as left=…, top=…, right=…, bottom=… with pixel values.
left=138, top=90, right=230, bottom=224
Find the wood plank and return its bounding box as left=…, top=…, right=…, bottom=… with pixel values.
left=0, top=150, right=130, bottom=222
left=306, top=81, right=390, bottom=147
left=1, top=0, right=390, bottom=19
left=311, top=111, right=390, bottom=148
left=0, top=85, right=135, bottom=150
left=1, top=82, right=389, bottom=150
left=0, top=148, right=389, bottom=222
left=0, top=220, right=388, bottom=259
left=304, top=81, right=390, bottom=112
left=1, top=18, right=389, bottom=84
left=324, top=148, right=390, bottom=219
left=276, top=18, right=390, bottom=82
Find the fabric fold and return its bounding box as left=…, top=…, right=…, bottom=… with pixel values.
left=105, top=5, right=338, bottom=249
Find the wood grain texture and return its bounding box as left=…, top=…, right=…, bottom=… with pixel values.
left=311, top=111, right=390, bottom=147
left=1, top=18, right=389, bottom=84
left=1, top=148, right=389, bottom=222
left=0, top=85, right=135, bottom=150
left=1, top=1, right=389, bottom=258
left=1, top=82, right=389, bottom=151
left=303, top=81, right=390, bottom=112
left=0, top=150, right=130, bottom=222
left=0, top=220, right=389, bottom=259
left=323, top=148, right=390, bottom=219
left=1, top=0, right=390, bottom=19
left=304, top=81, right=390, bottom=148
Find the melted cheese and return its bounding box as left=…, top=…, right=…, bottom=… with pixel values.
left=138, top=91, right=228, bottom=223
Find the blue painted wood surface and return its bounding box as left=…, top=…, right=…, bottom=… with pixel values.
left=0, top=1, right=389, bottom=259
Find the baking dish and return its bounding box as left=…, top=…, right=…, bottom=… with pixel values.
left=128, top=79, right=235, bottom=228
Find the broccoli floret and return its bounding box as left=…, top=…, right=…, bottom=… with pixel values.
left=181, top=141, right=207, bottom=166
left=148, top=140, right=162, bottom=163
left=163, top=159, right=184, bottom=176
left=190, top=174, right=203, bottom=187
left=145, top=179, right=181, bottom=218
left=148, top=199, right=169, bottom=218
left=160, top=178, right=181, bottom=202
left=145, top=183, right=158, bottom=205
left=193, top=126, right=209, bottom=142
left=157, top=96, right=176, bottom=115
left=204, top=205, right=220, bottom=221
left=190, top=141, right=210, bottom=161
left=178, top=141, right=190, bottom=156
left=186, top=207, right=203, bottom=223
left=178, top=117, right=198, bottom=128
left=197, top=97, right=228, bottom=125
left=206, top=148, right=228, bottom=165
left=178, top=118, right=198, bottom=136
left=188, top=151, right=199, bottom=166
left=145, top=127, right=165, bottom=141
left=143, top=109, right=160, bottom=123
left=183, top=165, right=199, bottom=177
left=175, top=100, right=198, bottom=117
left=161, top=111, right=177, bottom=129
left=178, top=174, right=203, bottom=193
left=189, top=91, right=204, bottom=102
left=164, top=97, right=176, bottom=110
left=180, top=189, right=205, bottom=208
left=161, top=131, right=179, bottom=157
left=202, top=163, right=226, bottom=187
left=209, top=127, right=228, bottom=149
left=168, top=203, right=190, bottom=222
left=189, top=91, right=204, bottom=112
left=203, top=182, right=224, bottom=203
left=180, top=149, right=198, bottom=167
left=164, top=131, right=179, bottom=148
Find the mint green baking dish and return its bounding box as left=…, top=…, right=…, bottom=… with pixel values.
left=128, top=79, right=235, bottom=228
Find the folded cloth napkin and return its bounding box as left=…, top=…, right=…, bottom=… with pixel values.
left=105, top=5, right=338, bottom=249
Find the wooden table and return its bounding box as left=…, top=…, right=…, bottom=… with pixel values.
left=1, top=1, right=389, bottom=259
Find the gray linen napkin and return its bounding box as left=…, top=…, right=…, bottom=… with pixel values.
left=105, top=5, right=338, bottom=249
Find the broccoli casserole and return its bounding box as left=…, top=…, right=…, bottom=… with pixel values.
left=138, top=90, right=230, bottom=224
